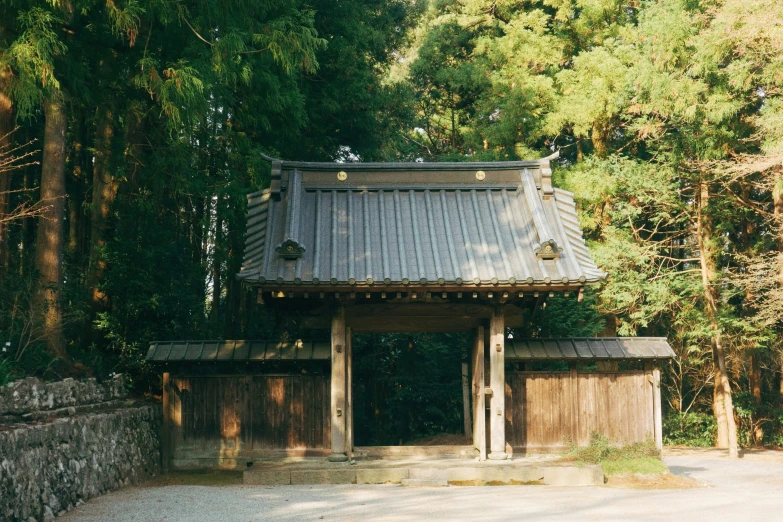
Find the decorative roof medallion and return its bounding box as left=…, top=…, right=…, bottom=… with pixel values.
left=476, top=170, right=486, bottom=180
left=535, top=239, right=562, bottom=260
left=276, top=239, right=305, bottom=260
left=337, top=171, right=348, bottom=181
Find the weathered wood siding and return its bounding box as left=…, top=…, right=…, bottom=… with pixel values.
left=505, top=371, right=656, bottom=448
left=167, top=374, right=330, bottom=466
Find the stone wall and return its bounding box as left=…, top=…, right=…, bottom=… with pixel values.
left=0, top=375, right=162, bottom=521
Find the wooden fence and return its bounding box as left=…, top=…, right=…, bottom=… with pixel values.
left=504, top=370, right=659, bottom=449
left=164, top=374, right=330, bottom=468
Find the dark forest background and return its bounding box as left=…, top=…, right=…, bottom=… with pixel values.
left=1, top=0, right=783, bottom=449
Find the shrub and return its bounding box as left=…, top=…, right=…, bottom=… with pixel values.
left=566, top=432, right=666, bottom=476
left=663, top=412, right=716, bottom=447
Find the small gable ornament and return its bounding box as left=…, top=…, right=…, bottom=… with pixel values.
left=535, top=239, right=562, bottom=260
left=276, top=239, right=305, bottom=260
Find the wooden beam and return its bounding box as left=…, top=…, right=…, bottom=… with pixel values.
left=328, top=305, right=348, bottom=462
left=471, top=326, right=486, bottom=461
left=346, top=326, right=353, bottom=461
left=162, top=372, right=171, bottom=473
left=488, top=306, right=508, bottom=460
left=653, top=367, right=663, bottom=456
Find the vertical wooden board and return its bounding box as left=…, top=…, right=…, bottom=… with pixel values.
left=533, top=374, right=541, bottom=446
left=240, top=376, right=251, bottom=449
left=503, top=374, right=514, bottom=448
left=471, top=327, right=485, bottom=459
left=517, top=374, right=527, bottom=447
left=324, top=375, right=331, bottom=448
left=561, top=372, right=571, bottom=446
left=302, top=376, right=312, bottom=448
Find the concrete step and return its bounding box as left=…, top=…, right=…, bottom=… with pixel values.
left=400, top=478, right=448, bottom=487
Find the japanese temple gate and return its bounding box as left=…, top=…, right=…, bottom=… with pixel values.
left=148, top=155, right=674, bottom=469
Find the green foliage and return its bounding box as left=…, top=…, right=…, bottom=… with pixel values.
left=352, top=333, right=466, bottom=445
left=566, top=432, right=666, bottom=476
left=663, top=412, right=717, bottom=447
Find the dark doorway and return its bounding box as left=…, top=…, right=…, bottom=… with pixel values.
left=352, top=332, right=470, bottom=446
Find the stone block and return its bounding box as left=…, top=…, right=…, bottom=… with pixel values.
left=400, top=478, right=448, bottom=487
left=290, top=469, right=356, bottom=485
left=356, top=468, right=409, bottom=484
left=543, top=465, right=604, bottom=486
left=244, top=470, right=291, bottom=485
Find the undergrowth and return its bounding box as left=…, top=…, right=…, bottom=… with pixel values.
left=564, top=432, right=668, bottom=477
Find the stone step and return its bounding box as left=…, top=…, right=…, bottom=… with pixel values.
left=242, top=464, right=603, bottom=487
left=400, top=478, right=449, bottom=487
left=354, top=446, right=478, bottom=459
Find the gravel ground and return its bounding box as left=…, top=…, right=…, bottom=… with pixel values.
left=61, top=449, right=783, bottom=522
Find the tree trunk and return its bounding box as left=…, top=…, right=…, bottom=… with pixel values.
left=696, top=177, right=738, bottom=457
left=35, top=93, right=68, bottom=359
left=211, top=195, right=222, bottom=327
left=576, top=136, right=584, bottom=163
left=86, top=108, right=117, bottom=309
left=774, top=174, right=783, bottom=407
left=0, top=66, right=15, bottom=272
left=751, top=352, right=761, bottom=406
left=591, top=121, right=608, bottom=158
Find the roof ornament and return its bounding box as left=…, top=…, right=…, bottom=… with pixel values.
left=536, top=239, right=562, bottom=260
left=276, top=239, right=305, bottom=260
left=538, top=151, right=557, bottom=199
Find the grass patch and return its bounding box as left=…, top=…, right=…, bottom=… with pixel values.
left=565, top=432, right=667, bottom=477
left=600, top=457, right=668, bottom=476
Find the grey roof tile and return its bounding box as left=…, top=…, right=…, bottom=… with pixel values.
left=146, top=340, right=331, bottom=362
left=507, top=338, right=675, bottom=360
left=238, top=160, right=605, bottom=287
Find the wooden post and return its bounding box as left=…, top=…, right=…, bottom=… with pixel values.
left=653, top=367, right=663, bottom=456
left=462, top=362, right=473, bottom=440
left=471, top=326, right=486, bottom=460
left=161, top=372, right=171, bottom=473
left=488, top=306, right=508, bottom=460
left=346, top=326, right=353, bottom=461
left=328, top=305, right=348, bottom=462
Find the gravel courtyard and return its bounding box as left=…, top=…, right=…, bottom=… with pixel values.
left=61, top=449, right=783, bottom=522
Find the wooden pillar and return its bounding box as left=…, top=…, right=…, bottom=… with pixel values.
left=488, top=306, right=508, bottom=460
left=471, top=326, right=486, bottom=460
left=346, top=326, right=353, bottom=460
left=161, top=372, right=171, bottom=473
left=462, top=362, right=472, bottom=440
left=328, top=305, right=348, bottom=462
left=653, top=367, right=663, bottom=455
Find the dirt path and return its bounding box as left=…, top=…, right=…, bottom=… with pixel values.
left=61, top=449, right=783, bottom=522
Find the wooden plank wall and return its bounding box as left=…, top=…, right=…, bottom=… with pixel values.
left=168, top=374, right=330, bottom=461
left=506, top=371, right=655, bottom=448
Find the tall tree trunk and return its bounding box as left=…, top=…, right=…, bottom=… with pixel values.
left=696, top=177, right=738, bottom=457
left=0, top=66, right=15, bottom=272
left=211, top=195, right=222, bottom=327
left=774, top=173, right=783, bottom=406
left=86, top=108, right=117, bottom=309
left=750, top=352, right=761, bottom=407
left=576, top=136, right=584, bottom=163
left=35, top=93, right=68, bottom=358
left=591, top=121, right=608, bottom=158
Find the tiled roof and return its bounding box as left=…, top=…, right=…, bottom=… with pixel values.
left=505, top=338, right=675, bottom=360
left=145, top=340, right=331, bottom=362
left=239, top=157, right=605, bottom=288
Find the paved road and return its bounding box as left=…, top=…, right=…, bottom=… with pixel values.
left=62, top=450, right=783, bottom=522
